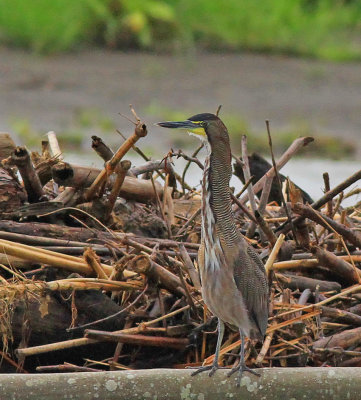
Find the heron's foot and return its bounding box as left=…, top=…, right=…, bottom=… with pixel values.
left=227, top=363, right=260, bottom=387
left=189, top=364, right=226, bottom=377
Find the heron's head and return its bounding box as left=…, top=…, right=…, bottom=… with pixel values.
left=157, top=113, right=229, bottom=148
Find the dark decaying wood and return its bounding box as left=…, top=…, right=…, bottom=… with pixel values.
left=234, top=152, right=314, bottom=204
left=277, top=273, right=341, bottom=292
left=91, top=135, right=114, bottom=162
left=349, top=304, right=361, bottom=316
left=293, top=202, right=361, bottom=248
left=10, top=289, right=126, bottom=347
left=0, top=167, right=26, bottom=213
left=0, top=133, right=16, bottom=160
left=320, top=306, right=361, bottom=327
left=10, top=146, right=45, bottom=202
left=313, top=326, right=361, bottom=350
left=51, top=162, right=164, bottom=203
left=311, top=245, right=360, bottom=285
left=129, top=254, right=186, bottom=297
left=278, top=169, right=361, bottom=234
left=239, top=136, right=314, bottom=204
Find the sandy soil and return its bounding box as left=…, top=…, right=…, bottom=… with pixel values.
left=0, top=48, right=360, bottom=154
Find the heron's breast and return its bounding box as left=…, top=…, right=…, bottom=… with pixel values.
left=201, top=266, right=250, bottom=334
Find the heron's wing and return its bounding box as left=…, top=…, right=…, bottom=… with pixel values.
left=232, top=243, right=269, bottom=338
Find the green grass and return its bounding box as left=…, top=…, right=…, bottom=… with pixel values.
left=0, top=0, right=94, bottom=53
left=175, top=0, right=361, bottom=60
left=0, top=0, right=360, bottom=60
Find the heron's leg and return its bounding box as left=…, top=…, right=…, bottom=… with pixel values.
left=191, top=319, right=225, bottom=377
left=227, top=330, right=260, bottom=386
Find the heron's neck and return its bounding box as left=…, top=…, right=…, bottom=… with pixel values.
left=202, top=143, right=240, bottom=247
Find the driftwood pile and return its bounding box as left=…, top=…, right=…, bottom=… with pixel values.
left=0, top=115, right=360, bottom=375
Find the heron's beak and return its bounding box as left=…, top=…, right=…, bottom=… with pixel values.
left=156, top=120, right=206, bottom=137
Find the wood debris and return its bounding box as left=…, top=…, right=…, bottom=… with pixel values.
left=0, top=116, right=359, bottom=375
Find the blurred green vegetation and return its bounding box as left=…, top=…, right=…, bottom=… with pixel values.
left=0, top=0, right=360, bottom=59
left=9, top=107, right=116, bottom=151
left=146, top=104, right=355, bottom=159
left=9, top=105, right=355, bottom=159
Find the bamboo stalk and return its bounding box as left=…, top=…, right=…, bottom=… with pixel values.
left=83, top=247, right=109, bottom=280
left=271, top=255, right=361, bottom=271
left=104, top=160, right=131, bottom=220
left=0, top=278, right=142, bottom=296
left=84, top=122, right=147, bottom=201
left=0, top=239, right=135, bottom=279
left=265, top=234, right=285, bottom=276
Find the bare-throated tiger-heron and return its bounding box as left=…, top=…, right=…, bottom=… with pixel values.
left=158, top=113, right=269, bottom=385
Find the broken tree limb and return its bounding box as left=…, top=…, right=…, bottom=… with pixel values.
left=292, top=202, right=361, bottom=249
left=277, top=273, right=341, bottom=293
left=51, top=162, right=163, bottom=203
left=85, top=121, right=147, bottom=201
left=311, top=245, right=360, bottom=285
left=234, top=153, right=314, bottom=206
left=0, top=167, right=26, bottom=214
left=47, top=131, right=63, bottom=159
left=104, top=160, right=131, bottom=220
left=52, top=162, right=100, bottom=188
left=0, top=221, right=199, bottom=252
left=35, top=156, right=60, bottom=186
left=178, top=244, right=201, bottom=290
left=84, top=330, right=189, bottom=349
left=265, top=234, right=285, bottom=276
left=313, top=326, right=361, bottom=350
left=254, top=210, right=277, bottom=246
left=0, top=229, right=105, bottom=249
left=278, top=169, right=361, bottom=234
left=83, top=247, right=109, bottom=279
left=0, top=278, right=142, bottom=297
left=0, top=220, right=110, bottom=242
left=239, top=137, right=314, bottom=204
left=91, top=135, right=114, bottom=162
left=129, top=254, right=186, bottom=297
left=130, top=159, right=175, bottom=179
left=320, top=306, right=361, bottom=327
left=10, top=146, right=45, bottom=202
left=271, top=255, right=361, bottom=271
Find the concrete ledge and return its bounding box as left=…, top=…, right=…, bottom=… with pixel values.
left=1, top=367, right=360, bottom=399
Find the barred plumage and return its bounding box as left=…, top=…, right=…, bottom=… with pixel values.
left=158, top=112, right=269, bottom=386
